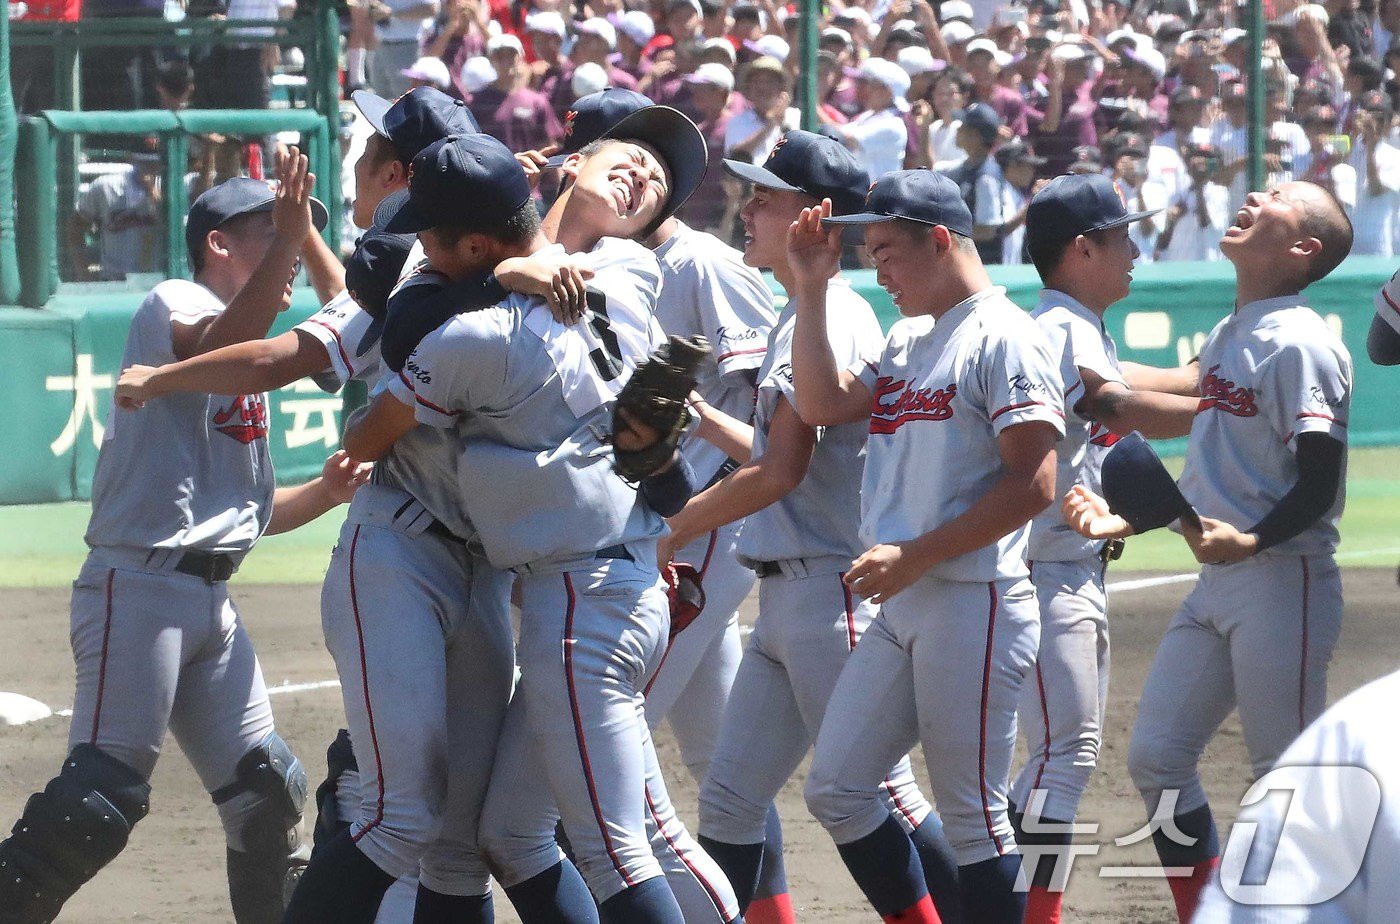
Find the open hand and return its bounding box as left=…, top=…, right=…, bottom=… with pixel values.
left=1061, top=485, right=1135, bottom=539
left=320, top=449, right=373, bottom=505
left=786, top=198, right=842, bottom=290
left=495, top=251, right=596, bottom=323
left=273, top=145, right=316, bottom=243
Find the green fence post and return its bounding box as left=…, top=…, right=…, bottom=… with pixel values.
left=317, top=0, right=341, bottom=254
left=16, top=117, right=58, bottom=308
left=0, top=6, right=22, bottom=304
left=165, top=131, right=189, bottom=278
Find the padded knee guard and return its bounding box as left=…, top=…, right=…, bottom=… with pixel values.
left=213, top=732, right=308, bottom=924
left=0, top=744, right=151, bottom=924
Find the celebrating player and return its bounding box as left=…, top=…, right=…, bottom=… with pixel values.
left=660, top=132, right=961, bottom=923
left=1064, top=180, right=1354, bottom=922
left=789, top=171, right=1065, bottom=924
left=0, top=160, right=365, bottom=924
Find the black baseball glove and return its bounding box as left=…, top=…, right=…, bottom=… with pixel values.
left=612, top=335, right=711, bottom=482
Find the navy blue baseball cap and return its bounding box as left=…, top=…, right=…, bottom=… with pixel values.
left=959, top=102, right=1002, bottom=143
left=823, top=169, right=974, bottom=236
left=382, top=133, right=532, bottom=234
left=721, top=129, right=871, bottom=215
left=1024, top=173, right=1161, bottom=255
left=545, top=87, right=655, bottom=168
left=185, top=176, right=329, bottom=268
left=353, top=87, right=481, bottom=165
left=346, top=228, right=415, bottom=321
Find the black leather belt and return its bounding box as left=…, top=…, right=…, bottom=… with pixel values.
left=596, top=544, right=634, bottom=561
left=1100, top=538, right=1125, bottom=567
left=751, top=561, right=781, bottom=578
left=173, top=550, right=238, bottom=584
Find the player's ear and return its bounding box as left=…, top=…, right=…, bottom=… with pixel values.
left=206, top=229, right=231, bottom=262
left=560, top=152, right=586, bottom=182
left=1290, top=235, right=1323, bottom=265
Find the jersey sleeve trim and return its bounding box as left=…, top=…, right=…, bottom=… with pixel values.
left=716, top=345, right=768, bottom=363
left=991, top=399, right=1065, bottom=422
left=394, top=369, right=461, bottom=421
left=303, top=317, right=353, bottom=381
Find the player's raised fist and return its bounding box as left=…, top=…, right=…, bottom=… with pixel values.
left=786, top=198, right=841, bottom=290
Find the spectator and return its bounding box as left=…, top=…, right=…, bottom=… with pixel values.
left=729, top=1, right=766, bottom=62
left=1377, top=0, right=1400, bottom=57
left=615, top=10, right=657, bottom=82
left=830, top=56, right=910, bottom=181
left=1117, top=43, right=1169, bottom=127
left=677, top=62, right=736, bottom=233
left=700, top=0, right=728, bottom=39
left=68, top=154, right=166, bottom=281
left=1034, top=43, right=1099, bottom=176
left=940, top=19, right=975, bottom=67
left=525, top=11, right=569, bottom=99
left=1157, top=86, right=1211, bottom=154
left=367, top=0, right=441, bottom=98
left=570, top=61, right=610, bottom=100
left=470, top=33, right=564, bottom=152
left=925, top=66, right=971, bottom=168
left=423, top=0, right=489, bottom=87
left=660, top=0, right=703, bottom=47
left=1341, top=55, right=1384, bottom=130
left=1066, top=142, right=1103, bottom=174
left=943, top=101, right=1006, bottom=263
left=153, top=59, right=196, bottom=111
left=723, top=56, right=799, bottom=163
left=814, top=52, right=852, bottom=127
left=401, top=55, right=454, bottom=95
left=1346, top=90, right=1400, bottom=255
left=1108, top=132, right=1169, bottom=261
left=1155, top=142, right=1231, bottom=262
left=966, top=36, right=1036, bottom=136
left=458, top=54, right=496, bottom=104
left=1296, top=106, right=1356, bottom=201
left=991, top=138, right=1046, bottom=264
left=190, top=0, right=293, bottom=111
left=550, top=18, right=640, bottom=118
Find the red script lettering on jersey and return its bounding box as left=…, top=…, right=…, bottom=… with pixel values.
left=1197, top=364, right=1258, bottom=417
left=870, top=376, right=956, bottom=434
left=212, top=394, right=269, bottom=444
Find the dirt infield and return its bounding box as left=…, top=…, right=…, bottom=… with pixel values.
left=1, top=568, right=1396, bottom=923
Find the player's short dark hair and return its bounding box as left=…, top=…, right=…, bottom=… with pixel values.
left=189, top=210, right=273, bottom=275
left=1027, top=227, right=1113, bottom=282
left=365, top=132, right=402, bottom=170
left=430, top=200, right=542, bottom=249
left=1297, top=182, right=1354, bottom=285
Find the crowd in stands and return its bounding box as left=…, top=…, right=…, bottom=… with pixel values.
left=18, top=0, right=1400, bottom=269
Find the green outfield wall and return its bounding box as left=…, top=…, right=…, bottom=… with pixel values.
left=5, top=256, right=1398, bottom=505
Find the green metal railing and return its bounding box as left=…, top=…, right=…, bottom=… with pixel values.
left=17, top=108, right=332, bottom=307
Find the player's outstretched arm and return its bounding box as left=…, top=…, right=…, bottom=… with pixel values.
left=1119, top=359, right=1201, bottom=396
left=341, top=390, right=419, bottom=462
left=301, top=224, right=346, bottom=304
left=845, top=420, right=1060, bottom=604
left=661, top=396, right=816, bottom=562
left=174, top=147, right=317, bottom=361
left=787, top=200, right=875, bottom=426
left=265, top=450, right=372, bottom=535
left=1079, top=368, right=1198, bottom=439
left=115, top=329, right=333, bottom=407
left=689, top=391, right=756, bottom=463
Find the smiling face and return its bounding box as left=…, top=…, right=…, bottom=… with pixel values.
left=932, top=73, right=966, bottom=119
left=863, top=220, right=940, bottom=315
left=562, top=139, right=673, bottom=239
left=1221, top=182, right=1346, bottom=283
left=738, top=185, right=812, bottom=270
left=1084, top=224, right=1139, bottom=305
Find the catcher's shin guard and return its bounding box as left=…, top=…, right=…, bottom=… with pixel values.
left=0, top=744, right=151, bottom=924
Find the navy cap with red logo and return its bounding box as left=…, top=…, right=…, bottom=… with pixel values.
left=822, top=169, right=974, bottom=237
left=353, top=87, right=481, bottom=165
left=545, top=87, right=655, bottom=168
left=185, top=176, right=328, bottom=270
left=1024, top=172, right=1161, bottom=255
left=382, top=133, right=532, bottom=233
left=721, top=129, right=871, bottom=216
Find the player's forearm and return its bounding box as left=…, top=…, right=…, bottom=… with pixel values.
left=190, top=233, right=302, bottom=358
left=691, top=397, right=755, bottom=462
left=302, top=231, right=346, bottom=306
left=1085, top=387, right=1198, bottom=439
left=1246, top=432, right=1343, bottom=553
left=265, top=479, right=343, bottom=535
left=790, top=277, right=872, bottom=426
left=1120, top=360, right=1200, bottom=396
left=150, top=331, right=320, bottom=396
left=666, top=458, right=797, bottom=550
left=906, top=464, right=1055, bottom=570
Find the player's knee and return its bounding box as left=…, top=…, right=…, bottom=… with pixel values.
left=697, top=774, right=768, bottom=844
left=0, top=744, right=151, bottom=921
left=214, top=732, right=307, bottom=856
left=476, top=805, right=557, bottom=886
left=1126, top=726, right=1193, bottom=796
left=801, top=766, right=884, bottom=843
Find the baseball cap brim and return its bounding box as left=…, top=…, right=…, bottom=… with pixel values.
left=822, top=212, right=899, bottom=226
left=543, top=151, right=570, bottom=169
left=1096, top=207, right=1163, bottom=231
left=601, top=106, right=709, bottom=230
left=230, top=191, right=330, bottom=232
left=721, top=157, right=803, bottom=193
left=352, top=89, right=394, bottom=138
left=376, top=187, right=435, bottom=234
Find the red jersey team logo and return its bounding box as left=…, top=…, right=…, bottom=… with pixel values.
left=1196, top=364, right=1258, bottom=417
left=213, top=395, right=269, bottom=444
left=1088, top=421, right=1121, bottom=448
left=869, top=376, right=956, bottom=434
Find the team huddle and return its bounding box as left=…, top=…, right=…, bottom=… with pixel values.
left=0, top=82, right=1367, bottom=924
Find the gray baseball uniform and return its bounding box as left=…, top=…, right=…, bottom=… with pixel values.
left=805, top=288, right=1064, bottom=865
left=1009, top=290, right=1125, bottom=826
left=1129, top=296, right=1350, bottom=822
left=697, top=277, right=937, bottom=850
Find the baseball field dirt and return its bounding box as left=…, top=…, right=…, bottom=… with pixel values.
left=2, top=567, right=1396, bottom=922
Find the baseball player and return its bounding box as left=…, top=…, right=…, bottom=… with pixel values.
left=788, top=171, right=1065, bottom=924
left=1007, top=173, right=1162, bottom=924
left=0, top=164, right=358, bottom=924
left=344, top=126, right=703, bottom=924
left=659, top=133, right=961, bottom=923
left=523, top=87, right=792, bottom=923
left=1064, top=180, right=1354, bottom=922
